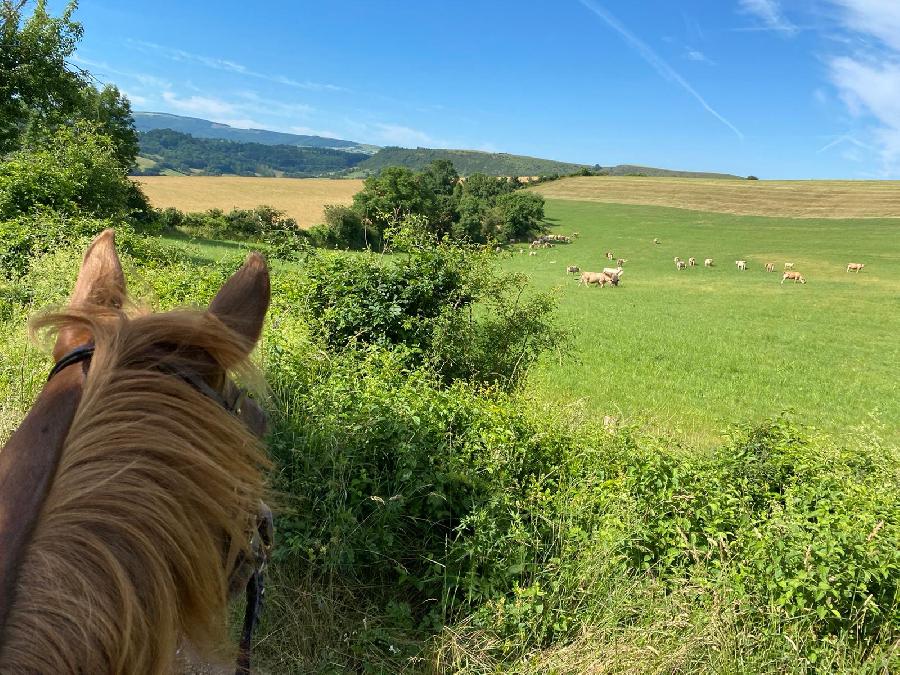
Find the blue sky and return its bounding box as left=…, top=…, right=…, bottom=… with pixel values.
left=65, top=0, right=900, bottom=179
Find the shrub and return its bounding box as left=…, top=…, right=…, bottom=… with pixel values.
left=307, top=204, right=378, bottom=250
left=0, top=121, right=136, bottom=219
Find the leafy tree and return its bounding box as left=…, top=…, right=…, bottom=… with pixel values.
left=495, top=191, right=545, bottom=241
left=0, top=0, right=85, bottom=154
left=351, top=166, right=437, bottom=235
left=82, top=84, right=139, bottom=168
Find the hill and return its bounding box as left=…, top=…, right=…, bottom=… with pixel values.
left=135, top=129, right=368, bottom=177
left=529, top=175, right=900, bottom=218
left=133, top=112, right=376, bottom=153
left=602, top=164, right=742, bottom=179
left=354, top=146, right=588, bottom=176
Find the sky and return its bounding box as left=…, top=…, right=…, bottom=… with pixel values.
left=61, top=0, right=900, bottom=179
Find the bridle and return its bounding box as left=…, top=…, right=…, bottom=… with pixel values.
left=48, top=344, right=272, bottom=675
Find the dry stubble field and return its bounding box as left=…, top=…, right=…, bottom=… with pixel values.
left=133, top=176, right=365, bottom=227
left=529, top=175, right=900, bottom=218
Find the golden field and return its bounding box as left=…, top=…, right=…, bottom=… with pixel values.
left=132, top=176, right=364, bottom=227
left=529, top=176, right=900, bottom=218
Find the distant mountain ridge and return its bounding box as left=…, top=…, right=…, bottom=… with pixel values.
left=134, top=112, right=376, bottom=153
left=134, top=113, right=743, bottom=179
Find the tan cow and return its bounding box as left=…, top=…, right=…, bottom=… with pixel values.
left=603, top=266, right=624, bottom=277
left=765, top=262, right=775, bottom=272
left=736, top=260, right=747, bottom=271
left=617, top=258, right=627, bottom=266
left=704, top=258, right=713, bottom=267
left=782, top=271, right=806, bottom=284
left=653, top=238, right=660, bottom=244
left=784, top=262, right=794, bottom=270
left=606, top=251, right=614, bottom=260
left=847, top=263, right=865, bottom=273
left=688, top=257, right=696, bottom=267
left=580, top=271, right=618, bottom=287
left=528, top=251, right=537, bottom=256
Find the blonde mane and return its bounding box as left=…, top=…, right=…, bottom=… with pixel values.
left=0, top=307, right=269, bottom=674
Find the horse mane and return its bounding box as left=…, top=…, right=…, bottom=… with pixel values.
left=0, top=305, right=269, bottom=674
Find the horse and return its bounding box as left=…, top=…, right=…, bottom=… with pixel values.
left=0, top=230, right=272, bottom=674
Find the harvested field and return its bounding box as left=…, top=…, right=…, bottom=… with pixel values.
left=529, top=176, right=900, bottom=218
left=133, top=176, right=364, bottom=227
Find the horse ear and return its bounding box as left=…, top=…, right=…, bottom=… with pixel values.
left=208, top=252, right=270, bottom=350
left=53, top=229, right=126, bottom=360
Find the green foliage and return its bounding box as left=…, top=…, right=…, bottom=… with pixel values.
left=290, top=218, right=561, bottom=387
left=135, top=129, right=366, bottom=177
left=0, top=0, right=84, bottom=153
left=307, top=204, right=377, bottom=250
left=494, top=191, right=545, bottom=241
left=0, top=121, right=136, bottom=219
left=356, top=146, right=587, bottom=177
left=81, top=84, right=139, bottom=168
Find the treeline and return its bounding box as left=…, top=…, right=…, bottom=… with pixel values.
left=356, top=146, right=588, bottom=176
left=135, top=129, right=368, bottom=177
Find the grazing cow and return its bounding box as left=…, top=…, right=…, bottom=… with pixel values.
left=566, top=265, right=580, bottom=274
left=847, top=263, right=865, bottom=273
left=598, top=272, right=619, bottom=287
left=736, top=260, right=747, bottom=271
left=653, top=238, right=660, bottom=244
left=603, top=266, right=624, bottom=277
left=617, top=258, right=627, bottom=266
left=782, top=271, right=806, bottom=284
left=529, top=251, right=537, bottom=256
left=579, top=271, right=603, bottom=286
left=704, top=258, right=713, bottom=267
left=784, top=262, right=794, bottom=270
left=688, top=257, right=696, bottom=267
left=674, top=256, right=682, bottom=263
left=572, top=232, right=580, bottom=237
left=606, top=251, right=614, bottom=260
left=765, top=262, right=775, bottom=272
left=676, top=260, right=686, bottom=270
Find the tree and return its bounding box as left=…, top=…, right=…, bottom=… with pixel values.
left=0, top=0, right=86, bottom=154
left=495, top=192, right=545, bottom=241
left=82, top=84, right=139, bottom=168
left=351, top=166, right=437, bottom=235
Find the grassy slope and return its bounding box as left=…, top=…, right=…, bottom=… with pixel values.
left=355, top=147, right=587, bottom=176
left=503, top=200, right=900, bottom=445
left=530, top=175, right=900, bottom=218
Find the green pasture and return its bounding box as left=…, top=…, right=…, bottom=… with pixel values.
left=504, top=200, right=900, bottom=445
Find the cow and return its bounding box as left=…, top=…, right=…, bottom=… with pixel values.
left=704, top=258, right=713, bottom=267
left=674, top=256, right=682, bottom=263
left=847, top=263, right=865, bottom=273
left=617, top=258, right=627, bottom=266
left=688, top=257, right=696, bottom=267
left=529, top=251, right=537, bottom=256
left=603, top=266, right=624, bottom=277
left=606, top=251, right=614, bottom=260
left=579, top=271, right=604, bottom=286
left=566, top=265, right=580, bottom=274
left=782, top=271, right=806, bottom=284
left=765, top=262, right=775, bottom=272
left=784, top=262, right=794, bottom=270
left=676, top=260, right=686, bottom=270
left=653, top=238, right=660, bottom=244
left=736, top=260, right=747, bottom=271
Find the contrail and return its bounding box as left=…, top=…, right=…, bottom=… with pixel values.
left=577, top=0, right=744, bottom=141
left=816, top=134, right=873, bottom=153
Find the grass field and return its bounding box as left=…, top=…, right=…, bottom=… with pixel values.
left=133, top=176, right=364, bottom=226
left=530, top=175, right=900, bottom=218
left=503, top=199, right=900, bottom=445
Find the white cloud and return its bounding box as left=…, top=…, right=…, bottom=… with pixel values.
left=738, top=0, right=798, bottom=35
left=685, top=48, right=712, bottom=63
left=578, top=0, right=743, bottom=139
left=127, top=40, right=346, bottom=92
left=373, top=123, right=435, bottom=147
left=829, top=0, right=900, bottom=51
left=71, top=53, right=172, bottom=89
left=121, top=90, right=149, bottom=107
left=161, top=92, right=236, bottom=117
left=823, top=1, right=900, bottom=174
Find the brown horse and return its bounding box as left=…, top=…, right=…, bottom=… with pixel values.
left=0, top=230, right=271, bottom=673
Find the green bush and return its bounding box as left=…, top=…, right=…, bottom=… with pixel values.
left=0, top=121, right=136, bottom=219
left=307, top=204, right=378, bottom=250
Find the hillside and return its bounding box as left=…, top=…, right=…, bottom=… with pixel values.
left=529, top=175, right=900, bottom=218
left=602, top=164, right=742, bottom=179
left=134, top=112, right=376, bottom=153
left=354, top=146, right=588, bottom=176
left=135, top=129, right=368, bottom=177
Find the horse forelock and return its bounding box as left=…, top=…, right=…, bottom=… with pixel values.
left=1, top=306, right=269, bottom=674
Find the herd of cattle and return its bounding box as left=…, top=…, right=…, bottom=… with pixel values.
left=522, top=234, right=867, bottom=288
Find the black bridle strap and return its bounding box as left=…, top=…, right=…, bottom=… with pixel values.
left=47, top=345, right=95, bottom=381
